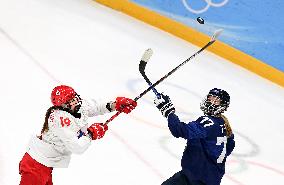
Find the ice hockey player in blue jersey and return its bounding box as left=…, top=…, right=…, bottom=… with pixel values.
left=154, top=88, right=235, bottom=185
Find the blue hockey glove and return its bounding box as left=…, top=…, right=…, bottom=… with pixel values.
left=154, top=93, right=175, bottom=118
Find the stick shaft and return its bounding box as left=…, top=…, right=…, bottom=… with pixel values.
left=135, top=40, right=214, bottom=101
left=104, top=31, right=220, bottom=124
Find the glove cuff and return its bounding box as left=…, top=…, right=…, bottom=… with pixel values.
left=87, top=129, right=94, bottom=140
left=106, top=101, right=115, bottom=112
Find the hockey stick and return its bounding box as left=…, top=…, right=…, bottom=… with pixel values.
left=139, top=48, right=161, bottom=98
left=104, top=29, right=223, bottom=124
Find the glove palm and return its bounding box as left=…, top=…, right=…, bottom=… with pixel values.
left=154, top=93, right=175, bottom=118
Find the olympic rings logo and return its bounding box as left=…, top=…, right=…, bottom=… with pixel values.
left=182, top=0, right=229, bottom=14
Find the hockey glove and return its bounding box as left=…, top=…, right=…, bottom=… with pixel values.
left=154, top=93, right=175, bottom=118
left=115, top=97, right=137, bottom=114
left=87, top=123, right=108, bottom=140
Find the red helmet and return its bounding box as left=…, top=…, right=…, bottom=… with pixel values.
left=51, top=85, right=76, bottom=106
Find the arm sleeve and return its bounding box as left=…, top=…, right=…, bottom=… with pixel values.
left=52, top=110, right=92, bottom=154
left=83, top=99, right=111, bottom=117
left=167, top=113, right=207, bottom=140
left=54, top=128, right=91, bottom=154
left=226, top=134, right=235, bottom=156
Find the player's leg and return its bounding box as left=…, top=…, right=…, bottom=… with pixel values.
left=45, top=167, right=53, bottom=185
left=19, top=153, right=44, bottom=185
left=19, top=171, right=42, bottom=185
left=187, top=179, right=206, bottom=185
left=161, top=171, right=189, bottom=185
left=38, top=158, right=53, bottom=185
left=19, top=153, right=53, bottom=185
left=45, top=172, right=53, bottom=185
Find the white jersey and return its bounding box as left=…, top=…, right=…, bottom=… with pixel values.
left=27, top=99, right=111, bottom=168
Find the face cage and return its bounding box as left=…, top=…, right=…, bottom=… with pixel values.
left=62, top=94, right=82, bottom=112
left=200, top=96, right=228, bottom=116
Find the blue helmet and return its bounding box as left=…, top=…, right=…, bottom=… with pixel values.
left=200, top=88, right=230, bottom=116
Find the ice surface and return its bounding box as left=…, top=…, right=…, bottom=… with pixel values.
left=0, top=0, right=283, bottom=184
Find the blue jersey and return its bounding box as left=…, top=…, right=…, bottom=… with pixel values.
left=167, top=113, right=235, bottom=185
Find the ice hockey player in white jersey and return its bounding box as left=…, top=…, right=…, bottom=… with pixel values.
left=19, top=85, right=137, bottom=185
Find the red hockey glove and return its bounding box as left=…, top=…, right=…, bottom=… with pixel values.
left=87, top=123, right=108, bottom=140
left=115, top=97, right=137, bottom=114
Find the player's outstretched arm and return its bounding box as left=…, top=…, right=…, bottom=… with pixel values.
left=51, top=111, right=92, bottom=154
left=55, top=127, right=92, bottom=154
left=168, top=114, right=208, bottom=140
left=154, top=93, right=190, bottom=139
left=154, top=93, right=208, bottom=140
left=84, top=96, right=137, bottom=117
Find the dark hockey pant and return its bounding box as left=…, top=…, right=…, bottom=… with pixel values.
left=162, top=171, right=206, bottom=185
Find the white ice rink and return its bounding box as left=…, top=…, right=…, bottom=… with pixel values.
left=0, top=0, right=284, bottom=184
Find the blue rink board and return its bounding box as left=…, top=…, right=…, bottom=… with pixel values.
left=130, top=0, right=284, bottom=72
